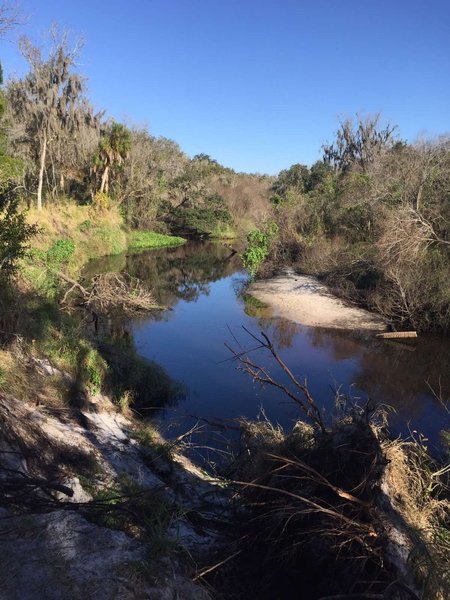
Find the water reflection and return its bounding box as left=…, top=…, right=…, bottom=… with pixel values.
left=306, top=327, right=450, bottom=417
left=87, top=241, right=240, bottom=310
left=86, top=242, right=450, bottom=451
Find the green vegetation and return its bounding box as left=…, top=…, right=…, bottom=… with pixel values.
left=246, top=115, right=450, bottom=332
left=0, top=61, right=38, bottom=281
left=241, top=223, right=278, bottom=278
left=2, top=30, right=271, bottom=239
left=128, top=230, right=186, bottom=250
left=23, top=203, right=128, bottom=280
left=131, top=424, right=175, bottom=462
left=0, top=183, right=39, bottom=281
left=89, top=475, right=180, bottom=554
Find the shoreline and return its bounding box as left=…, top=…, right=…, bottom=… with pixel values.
left=249, top=269, right=386, bottom=331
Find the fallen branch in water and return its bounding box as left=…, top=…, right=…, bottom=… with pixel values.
left=225, top=326, right=326, bottom=432
left=58, top=271, right=159, bottom=316
left=376, top=331, right=417, bottom=339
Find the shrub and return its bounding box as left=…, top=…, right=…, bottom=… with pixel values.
left=241, top=223, right=278, bottom=277
left=93, top=191, right=110, bottom=210
left=78, top=343, right=108, bottom=396
left=170, top=193, right=233, bottom=237
left=0, top=184, right=39, bottom=280
left=45, top=239, right=75, bottom=266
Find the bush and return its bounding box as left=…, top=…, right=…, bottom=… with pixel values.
left=170, top=193, right=233, bottom=237
left=241, top=223, right=278, bottom=277
left=0, top=184, right=39, bottom=280
left=45, top=239, right=75, bottom=266
left=128, top=230, right=186, bottom=250
left=78, top=343, right=108, bottom=396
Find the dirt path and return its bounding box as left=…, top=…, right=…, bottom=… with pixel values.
left=249, top=269, right=386, bottom=330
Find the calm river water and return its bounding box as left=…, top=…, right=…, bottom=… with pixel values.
left=88, top=241, right=450, bottom=458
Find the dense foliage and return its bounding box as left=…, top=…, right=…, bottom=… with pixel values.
left=1, top=28, right=449, bottom=333
left=0, top=62, right=38, bottom=280
left=241, top=223, right=278, bottom=278
left=2, top=31, right=272, bottom=239
left=252, top=116, right=450, bottom=332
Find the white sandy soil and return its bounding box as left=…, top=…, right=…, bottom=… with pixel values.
left=249, top=269, right=386, bottom=330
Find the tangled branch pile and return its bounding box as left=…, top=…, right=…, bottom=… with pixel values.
left=84, top=272, right=158, bottom=316
left=60, top=271, right=159, bottom=317
left=208, top=331, right=450, bottom=600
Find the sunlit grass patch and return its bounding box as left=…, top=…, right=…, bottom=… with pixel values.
left=128, top=230, right=186, bottom=250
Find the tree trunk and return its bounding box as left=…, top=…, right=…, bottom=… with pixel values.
left=37, top=131, right=47, bottom=210
left=416, top=184, right=423, bottom=211
left=100, top=165, right=109, bottom=194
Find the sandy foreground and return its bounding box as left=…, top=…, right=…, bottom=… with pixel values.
left=249, top=269, right=386, bottom=331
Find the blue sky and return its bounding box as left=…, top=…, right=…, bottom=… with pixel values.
left=1, top=0, right=449, bottom=174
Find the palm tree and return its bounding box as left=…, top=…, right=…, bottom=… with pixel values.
left=94, top=122, right=131, bottom=194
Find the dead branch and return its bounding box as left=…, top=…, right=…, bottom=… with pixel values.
left=58, top=271, right=159, bottom=316
left=226, top=328, right=326, bottom=432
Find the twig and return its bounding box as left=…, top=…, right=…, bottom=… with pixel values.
left=193, top=549, right=242, bottom=581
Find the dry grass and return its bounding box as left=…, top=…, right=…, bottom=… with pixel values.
left=0, top=348, right=72, bottom=408
left=382, top=439, right=450, bottom=599
left=26, top=201, right=128, bottom=271
left=215, top=417, right=450, bottom=600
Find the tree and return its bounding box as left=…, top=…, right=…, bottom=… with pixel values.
left=307, top=160, right=333, bottom=192
left=272, top=163, right=310, bottom=197
left=0, top=183, right=38, bottom=278
left=0, top=2, right=21, bottom=37
left=0, top=62, right=38, bottom=279
left=93, top=122, right=131, bottom=195
left=7, top=29, right=98, bottom=209
left=323, top=115, right=397, bottom=174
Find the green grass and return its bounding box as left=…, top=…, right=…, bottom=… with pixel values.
left=132, top=424, right=175, bottom=461
left=128, top=231, right=186, bottom=250
left=89, top=475, right=181, bottom=554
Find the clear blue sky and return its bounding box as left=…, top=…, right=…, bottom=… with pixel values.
left=1, top=0, right=449, bottom=174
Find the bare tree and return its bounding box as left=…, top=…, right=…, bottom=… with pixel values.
left=0, top=2, right=22, bottom=38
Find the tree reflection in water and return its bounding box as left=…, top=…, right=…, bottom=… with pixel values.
left=306, top=327, right=450, bottom=430
left=85, top=242, right=449, bottom=451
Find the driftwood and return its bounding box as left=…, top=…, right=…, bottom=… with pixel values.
left=58, top=270, right=159, bottom=316
left=376, top=331, right=417, bottom=339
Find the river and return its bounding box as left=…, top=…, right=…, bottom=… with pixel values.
left=87, top=241, right=450, bottom=458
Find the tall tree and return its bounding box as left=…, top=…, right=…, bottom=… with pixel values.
left=94, top=122, right=131, bottom=195
left=272, top=163, right=310, bottom=197
left=323, top=115, right=397, bottom=174
left=7, top=28, right=98, bottom=209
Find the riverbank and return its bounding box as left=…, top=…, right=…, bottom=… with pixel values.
left=1, top=230, right=449, bottom=598
left=0, top=358, right=226, bottom=599
left=0, top=205, right=216, bottom=597
left=25, top=203, right=186, bottom=278
left=249, top=268, right=386, bottom=331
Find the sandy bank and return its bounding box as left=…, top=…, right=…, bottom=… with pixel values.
left=249, top=269, right=386, bottom=330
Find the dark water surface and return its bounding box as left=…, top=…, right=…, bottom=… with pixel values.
left=88, top=242, right=450, bottom=456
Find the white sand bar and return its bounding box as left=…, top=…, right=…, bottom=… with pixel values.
left=249, top=269, right=386, bottom=331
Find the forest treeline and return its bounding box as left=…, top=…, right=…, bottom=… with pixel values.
left=244, top=116, right=450, bottom=333
left=0, top=28, right=272, bottom=242
left=0, top=26, right=449, bottom=334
